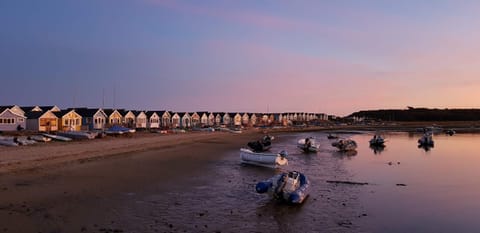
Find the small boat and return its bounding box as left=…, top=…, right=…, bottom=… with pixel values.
left=332, top=139, right=357, bottom=151
left=247, top=135, right=273, bottom=152
left=444, top=129, right=455, bottom=136
left=0, top=139, right=18, bottom=147
left=57, top=131, right=96, bottom=140
left=29, top=135, right=52, bottom=142
left=297, top=137, right=319, bottom=153
left=418, top=133, right=434, bottom=146
left=369, top=135, right=385, bottom=147
left=15, top=137, right=37, bottom=145
left=105, top=125, right=134, bottom=135
left=43, top=133, right=73, bottom=142
left=255, top=171, right=310, bottom=204
left=240, top=148, right=288, bottom=168
left=327, top=134, right=338, bottom=139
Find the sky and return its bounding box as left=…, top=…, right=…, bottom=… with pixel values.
left=1, top=0, right=480, bottom=116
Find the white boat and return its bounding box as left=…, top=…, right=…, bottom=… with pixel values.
left=16, top=137, right=37, bottom=145
left=332, top=139, right=357, bottom=151
left=297, top=137, right=319, bottom=152
left=43, top=133, right=73, bottom=142
left=29, top=135, right=52, bottom=142
left=57, top=131, right=96, bottom=140
left=240, top=148, right=288, bottom=168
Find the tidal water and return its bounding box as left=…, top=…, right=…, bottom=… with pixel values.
left=107, top=131, right=480, bottom=233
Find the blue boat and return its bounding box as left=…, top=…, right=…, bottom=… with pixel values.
left=255, top=171, right=310, bottom=204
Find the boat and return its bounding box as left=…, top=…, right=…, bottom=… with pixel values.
left=255, top=171, right=310, bottom=204
left=327, top=134, right=338, bottom=139
left=332, top=139, right=357, bottom=151
left=15, top=137, right=37, bottom=145
left=0, top=139, right=18, bottom=147
left=247, top=135, right=274, bottom=152
left=239, top=148, right=288, bottom=168
left=105, top=125, right=134, bottom=135
left=297, top=137, right=319, bottom=152
left=43, top=133, right=73, bottom=142
left=57, top=131, right=96, bottom=140
left=418, top=133, right=434, bottom=146
left=29, top=135, right=52, bottom=142
left=444, top=129, right=455, bottom=136
left=369, top=135, right=385, bottom=147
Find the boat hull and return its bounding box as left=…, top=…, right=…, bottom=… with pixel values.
left=240, top=148, right=288, bottom=168
left=256, top=172, right=310, bottom=204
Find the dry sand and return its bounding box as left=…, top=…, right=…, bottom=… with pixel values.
left=0, top=131, right=261, bottom=174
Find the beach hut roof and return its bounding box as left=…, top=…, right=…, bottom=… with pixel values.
left=25, top=111, right=46, bottom=119
left=74, top=108, right=104, bottom=117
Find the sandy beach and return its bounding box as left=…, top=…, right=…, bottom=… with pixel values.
left=0, top=130, right=272, bottom=232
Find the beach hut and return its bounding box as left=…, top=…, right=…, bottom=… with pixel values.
left=208, top=112, right=215, bottom=126
left=198, top=112, right=209, bottom=126
left=178, top=112, right=191, bottom=128
left=55, top=109, right=82, bottom=131
left=26, top=110, right=59, bottom=132
left=124, top=111, right=136, bottom=128
left=171, top=112, right=181, bottom=128
left=104, top=109, right=124, bottom=126
left=233, top=113, right=242, bottom=126
left=190, top=112, right=201, bottom=128
left=242, top=113, right=250, bottom=126
left=222, top=113, right=231, bottom=126
left=155, top=111, right=171, bottom=129
left=249, top=113, right=258, bottom=126
left=135, top=111, right=148, bottom=129
left=75, top=108, right=107, bottom=130
left=146, top=111, right=160, bottom=129
left=213, top=112, right=223, bottom=126
left=0, top=107, right=27, bottom=131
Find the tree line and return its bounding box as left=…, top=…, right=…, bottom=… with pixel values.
left=349, top=108, right=480, bottom=121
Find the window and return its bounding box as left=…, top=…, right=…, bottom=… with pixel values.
left=65, top=119, right=68, bottom=125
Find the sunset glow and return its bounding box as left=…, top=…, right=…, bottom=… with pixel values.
left=2, top=0, right=480, bottom=115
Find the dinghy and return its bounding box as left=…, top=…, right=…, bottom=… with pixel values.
left=369, top=135, right=385, bottom=147
left=240, top=148, right=288, bottom=168
left=57, top=131, right=96, bottom=140
left=332, top=139, right=357, bottom=151
left=255, top=171, right=310, bottom=204
left=297, top=137, right=319, bottom=153
left=247, top=135, right=273, bottom=152
left=0, top=139, right=18, bottom=147
left=43, top=133, right=72, bottom=142
left=418, top=133, right=434, bottom=146
left=29, top=135, right=52, bottom=142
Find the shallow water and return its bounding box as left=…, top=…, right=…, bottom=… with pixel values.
left=90, top=131, right=480, bottom=233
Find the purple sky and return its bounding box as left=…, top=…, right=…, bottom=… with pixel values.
left=1, top=0, right=480, bottom=116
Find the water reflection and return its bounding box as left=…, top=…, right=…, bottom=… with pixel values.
left=369, top=145, right=385, bottom=154
left=418, top=144, right=434, bottom=151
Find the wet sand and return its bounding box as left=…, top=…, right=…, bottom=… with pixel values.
left=0, top=131, right=262, bottom=232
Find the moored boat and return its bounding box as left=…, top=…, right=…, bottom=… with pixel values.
left=43, top=133, right=73, bottom=142
left=297, top=137, right=319, bottom=152
left=29, top=135, right=52, bottom=142
left=247, top=135, right=273, bottom=152
left=369, top=135, right=385, bottom=147
left=255, top=171, right=310, bottom=204
left=105, top=125, right=134, bottom=135
left=57, top=131, right=96, bottom=140
left=240, top=148, right=288, bottom=168
left=332, top=139, right=357, bottom=151
left=418, top=133, right=434, bottom=146
left=0, top=139, right=18, bottom=147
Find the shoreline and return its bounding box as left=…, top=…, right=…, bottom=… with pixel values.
left=2, top=121, right=480, bottom=174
